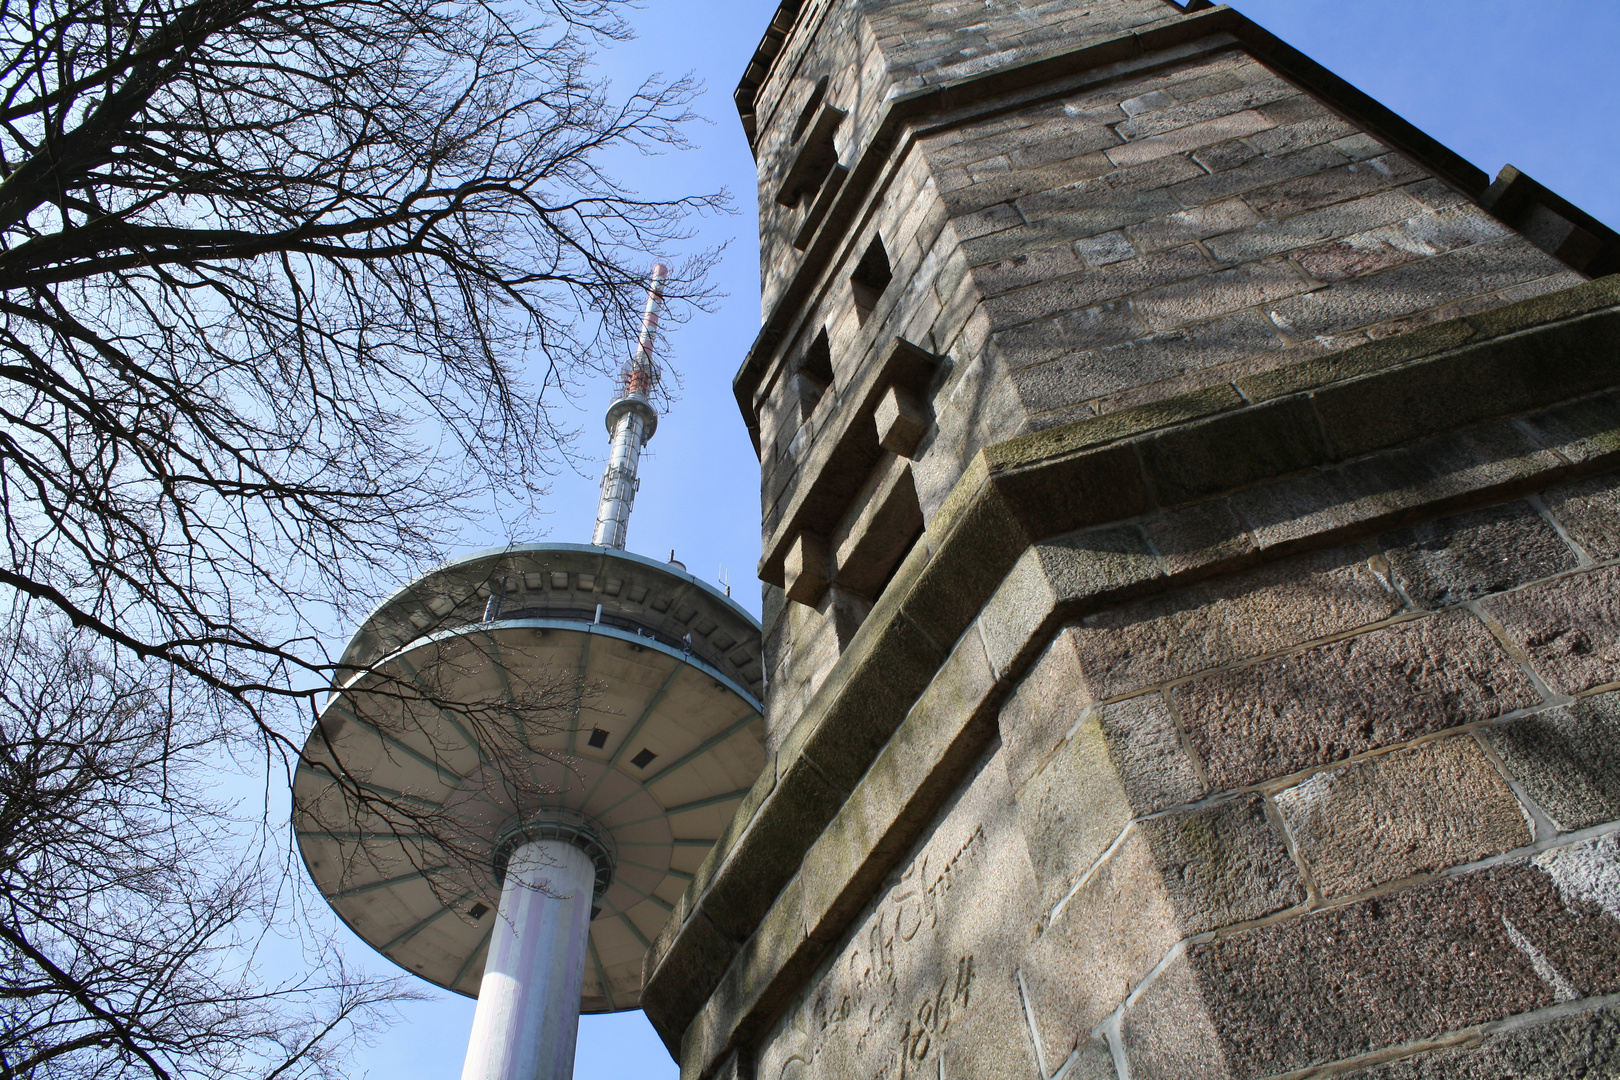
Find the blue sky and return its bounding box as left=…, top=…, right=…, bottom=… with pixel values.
left=338, top=2, right=1620, bottom=1076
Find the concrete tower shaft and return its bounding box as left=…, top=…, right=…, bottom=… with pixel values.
left=593, top=265, right=670, bottom=550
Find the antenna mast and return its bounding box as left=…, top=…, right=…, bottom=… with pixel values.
left=593, top=264, right=669, bottom=549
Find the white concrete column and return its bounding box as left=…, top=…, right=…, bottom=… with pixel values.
left=461, top=839, right=595, bottom=1080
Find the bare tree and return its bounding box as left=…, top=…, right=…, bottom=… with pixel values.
left=0, top=616, right=420, bottom=1080
left=0, top=0, right=721, bottom=695
left=0, top=0, right=724, bottom=1072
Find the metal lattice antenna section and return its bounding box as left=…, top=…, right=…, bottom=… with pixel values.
left=593, top=265, right=670, bottom=549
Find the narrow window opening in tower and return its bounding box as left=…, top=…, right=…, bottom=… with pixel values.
left=792, top=76, right=830, bottom=143
left=790, top=330, right=834, bottom=423
left=850, top=237, right=892, bottom=325
left=800, top=329, right=834, bottom=387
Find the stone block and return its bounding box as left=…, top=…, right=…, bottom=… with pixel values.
left=1053, top=298, right=1146, bottom=349
left=1097, top=693, right=1209, bottom=816
left=1275, top=237, right=1577, bottom=364
left=1122, top=854, right=1620, bottom=1079
left=1114, top=80, right=1296, bottom=142
left=1244, top=153, right=1427, bottom=220
left=1124, top=197, right=1262, bottom=253
left=1135, top=793, right=1305, bottom=928
left=784, top=530, right=830, bottom=606
left=1177, top=140, right=1352, bottom=207
left=1249, top=113, right=1358, bottom=158
left=1519, top=387, right=1620, bottom=468
left=1378, top=500, right=1577, bottom=609
left=1346, top=1004, right=1620, bottom=1079
left=1058, top=309, right=1286, bottom=407
left=698, top=752, right=847, bottom=943
left=1203, top=188, right=1422, bottom=265
left=795, top=610, right=951, bottom=793
left=1190, top=137, right=1258, bottom=174
left=1141, top=499, right=1259, bottom=579
left=989, top=317, right=1065, bottom=370
left=1274, top=734, right=1532, bottom=898
left=1139, top=396, right=1327, bottom=507
left=1542, top=470, right=1620, bottom=559
left=1132, top=258, right=1311, bottom=332
left=1486, top=692, right=1620, bottom=832
left=999, top=630, right=1086, bottom=794
left=1058, top=1039, right=1119, bottom=1080
left=642, top=908, right=739, bottom=1052
left=1074, top=230, right=1135, bottom=267
left=1295, top=205, right=1512, bottom=285
left=1014, top=172, right=1184, bottom=226
left=799, top=628, right=1000, bottom=941
left=1028, top=524, right=1165, bottom=614
left=970, top=243, right=1083, bottom=296
left=1065, top=545, right=1400, bottom=703
left=875, top=385, right=929, bottom=457
left=1120, top=89, right=1173, bottom=116
left=1177, top=611, right=1541, bottom=792
left=1015, top=705, right=1133, bottom=909
left=1480, top=563, right=1620, bottom=695
left=1027, top=797, right=1301, bottom=1058
left=954, top=201, right=1024, bottom=241
left=757, top=748, right=1041, bottom=1080
left=1023, top=826, right=1189, bottom=1057
left=982, top=246, right=1207, bottom=330
left=1105, top=109, right=1275, bottom=169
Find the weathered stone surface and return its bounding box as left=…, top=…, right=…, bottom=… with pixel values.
left=1378, top=500, right=1576, bottom=609
left=757, top=748, right=1040, bottom=1080
left=1274, top=735, right=1532, bottom=898
left=1177, top=612, right=1541, bottom=791
left=1347, top=1004, right=1620, bottom=1079
left=1203, top=188, right=1421, bottom=264
left=1015, top=707, right=1132, bottom=910
left=1481, top=563, right=1620, bottom=695
left=1016, top=691, right=1209, bottom=909
left=1243, top=153, right=1427, bottom=220
left=1066, top=546, right=1400, bottom=703
left=1098, top=694, right=1208, bottom=816
left=1123, top=852, right=1620, bottom=1079
left=1141, top=499, right=1258, bottom=578
left=1486, top=692, right=1620, bottom=832
left=1519, top=388, right=1620, bottom=467
left=1542, top=469, right=1620, bottom=560
left=1140, top=396, right=1327, bottom=506
left=999, top=631, right=1083, bottom=796
left=1134, top=794, right=1305, bottom=925
left=1060, top=1038, right=1120, bottom=1080
left=1022, top=826, right=1190, bottom=1063
left=1132, top=258, right=1310, bottom=332
left=1028, top=797, right=1302, bottom=1064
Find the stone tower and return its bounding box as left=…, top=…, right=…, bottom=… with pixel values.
left=641, top=2, right=1620, bottom=1078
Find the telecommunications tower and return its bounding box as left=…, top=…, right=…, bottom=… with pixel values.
left=293, top=266, right=764, bottom=1080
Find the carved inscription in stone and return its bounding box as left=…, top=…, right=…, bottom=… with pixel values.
left=762, top=748, right=1041, bottom=1080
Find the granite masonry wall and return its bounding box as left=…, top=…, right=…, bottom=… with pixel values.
left=641, top=2, right=1620, bottom=1078
left=744, top=0, right=1593, bottom=754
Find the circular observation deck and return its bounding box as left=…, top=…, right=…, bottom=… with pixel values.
left=293, top=543, right=765, bottom=1012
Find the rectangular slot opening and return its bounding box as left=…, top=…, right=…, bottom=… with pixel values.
left=587, top=727, right=609, bottom=749
left=850, top=236, right=892, bottom=325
